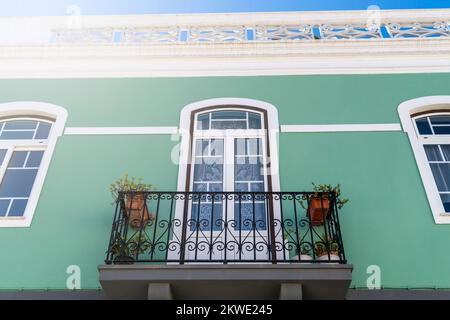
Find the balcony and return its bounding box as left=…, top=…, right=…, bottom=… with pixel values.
left=99, top=191, right=353, bottom=300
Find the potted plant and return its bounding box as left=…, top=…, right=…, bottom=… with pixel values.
left=110, top=174, right=154, bottom=229
left=291, top=244, right=313, bottom=263
left=314, top=234, right=340, bottom=262
left=110, top=234, right=150, bottom=264
left=301, top=183, right=348, bottom=226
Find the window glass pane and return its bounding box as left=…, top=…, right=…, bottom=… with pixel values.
left=195, top=140, right=209, bottom=156
left=210, top=139, right=223, bottom=156
left=193, top=182, right=207, bottom=192
left=34, top=122, right=52, bottom=139
left=424, top=145, right=442, bottom=161
left=247, top=138, right=262, bottom=155
left=430, top=116, right=450, bottom=125
left=440, top=145, right=450, bottom=161
left=0, top=149, right=7, bottom=164
left=429, top=163, right=450, bottom=192
left=0, top=169, right=38, bottom=198
left=211, top=111, right=246, bottom=120
left=250, top=182, right=264, bottom=192
left=8, top=151, right=28, bottom=168
left=211, top=120, right=247, bottom=130
left=248, top=112, right=262, bottom=129
left=235, top=162, right=264, bottom=181
left=432, top=126, right=450, bottom=135
left=193, top=159, right=223, bottom=181
left=190, top=203, right=223, bottom=231
left=8, top=199, right=27, bottom=217
left=26, top=151, right=44, bottom=168
left=0, top=131, right=34, bottom=140
left=440, top=194, right=450, bottom=213
left=234, top=202, right=266, bottom=230
left=197, top=113, right=210, bottom=130
left=0, top=199, right=10, bottom=216
left=235, top=182, right=248, bottom=192
left=415, top=118, right=432, bottom=135
left=235, top=138, right=247, bottom=156
left=3, top=120, right=37, bottom=130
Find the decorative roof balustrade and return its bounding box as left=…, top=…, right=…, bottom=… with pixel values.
left=51, top=21, right=450, bottom=44
left=50, top=21, right=450, bottom=44
left=1, top=9, right=449, bottom=46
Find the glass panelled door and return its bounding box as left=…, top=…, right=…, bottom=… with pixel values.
left=184, top=109, right=271, bottom=261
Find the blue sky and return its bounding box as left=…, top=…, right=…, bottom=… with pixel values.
left=0, top=0, right=448, bottom=16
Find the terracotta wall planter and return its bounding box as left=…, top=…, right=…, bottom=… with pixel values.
left=308, top=195, right=330, bottom=226
left=125, top=194, right=149, bottom=229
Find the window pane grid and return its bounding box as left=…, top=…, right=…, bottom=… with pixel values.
left=196, top=111, right=262, bottom=130
left=415, top=115, right=450, bottom=136
left=424, top=143, right=450, bottom=212
left=0, top=120, right=52, bottom=140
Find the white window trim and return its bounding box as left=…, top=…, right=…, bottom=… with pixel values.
left=398, top=96, right=450, bottom=224
left=0, top=102, right=67, bottom=227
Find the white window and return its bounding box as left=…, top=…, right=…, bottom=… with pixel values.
left=398, top=96, right=450, bottom=224
left=0, top=102, right=67, bottom=227
left=413, top=114, right=450, bottom=213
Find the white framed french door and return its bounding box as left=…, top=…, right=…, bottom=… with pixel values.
left=170, top=102, right=283, bottom=263
left=185, top=130, right=271, bottom=261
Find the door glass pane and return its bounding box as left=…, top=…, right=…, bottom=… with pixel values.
left=234, top=138, right=266, bottom=230
left=191, top=139, right=224, bottom=231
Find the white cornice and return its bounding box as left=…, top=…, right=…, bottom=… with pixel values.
left=0, top=38, right=449, bottom=78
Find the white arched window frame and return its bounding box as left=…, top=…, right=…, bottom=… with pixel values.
left=398, top=96, right=450, bottom=224
left=0, top=102, right=67, bottom=227
left=176, top=98, right=280, bottom=193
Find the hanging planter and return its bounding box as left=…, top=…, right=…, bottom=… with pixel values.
left=125, top=193, right=151, bottom=229
left=300, top=183, right=349, bottom=226
left=308, top=195, right=330, bottom=226
left=110, top=173, right=154, bottom=229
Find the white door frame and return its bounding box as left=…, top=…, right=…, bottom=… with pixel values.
left=169, top=98, right=281, bottom=261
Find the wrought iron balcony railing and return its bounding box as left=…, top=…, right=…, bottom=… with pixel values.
left=105, top=191, right=346, bottom=264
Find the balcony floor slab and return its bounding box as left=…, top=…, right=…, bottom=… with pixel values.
left=98, top=263, right=353, bottom=300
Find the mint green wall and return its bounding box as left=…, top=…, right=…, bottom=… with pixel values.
left=0, top=74, right=449, bottom=290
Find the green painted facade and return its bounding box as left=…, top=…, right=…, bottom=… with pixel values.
left=0, top=73, right=449, bottom=290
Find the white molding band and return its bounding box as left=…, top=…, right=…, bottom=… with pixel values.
left=281, top=124, right=402, bottom=133
left=63, top=124, right=404, bottom=135
left=64, top=126, right=178, bottom=135
left=398, top=96, right=450, bottom=224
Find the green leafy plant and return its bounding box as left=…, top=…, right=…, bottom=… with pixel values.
left=298, top=244, right=312, bottom=256
left=299, top=183, right=349, bottom=210
left=314, top=234, right=340, bottom=256
left=109, top=173, right=153, bottom=200
left=110, top=234, right=150, bottom=258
